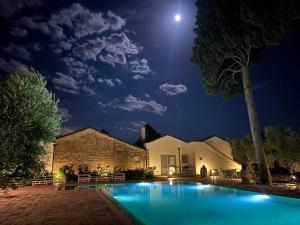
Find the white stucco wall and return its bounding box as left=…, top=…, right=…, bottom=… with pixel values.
left=203, top=136, right=233, bottom=159
left=145, top=135, right=186, bottom=175
left=187, top=142, right=242, bottom=175
left=145, top=135, right=241, bottom=176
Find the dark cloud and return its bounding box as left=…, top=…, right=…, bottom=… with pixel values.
left=14, top=3, right=126, bottom=40
left=1, top=44, right=32, bottom=61
left=82, top=85, right=96, bottom=96
left=159, top=83, right=187, bottom=96
left=52, top=72, right=79, bottom=94
left=72, top=38, right=104, bottom=61
left=0, top=58, right=25, bottom=73
left=33, top=43, right=42, bottom=51
left=0, top=0, right=43, bottom=19
left=10, top=27, right=28, bottom=36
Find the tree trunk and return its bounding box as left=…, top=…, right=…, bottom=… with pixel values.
left=242, top=66, right=272, bottom=185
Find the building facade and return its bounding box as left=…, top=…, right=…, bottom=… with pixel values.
left=145, top=135, right=241, bottom=176
left=44, top=128, right=146, bottom=173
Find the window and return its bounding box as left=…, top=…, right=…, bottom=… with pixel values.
left=182, top=155, right=189, bottom=163
left=133, top=156, right=140, bottom=162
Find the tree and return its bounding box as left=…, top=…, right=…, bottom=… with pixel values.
left=100, top=129, right=109, bottom=136
left=264, top=126, right=300, bottom=171
left=134, top=124, right=161, bottom=147
left=192, top=0, right=300, bottom=184
left=0, top=69, right=61, bottom=189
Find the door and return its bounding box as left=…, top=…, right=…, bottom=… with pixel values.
left=161, top=155, right=176, bottom=175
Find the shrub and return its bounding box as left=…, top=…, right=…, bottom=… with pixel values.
left=59, top=165, right=77, bottom=182
left=78, top=165, right=90, bottom=175
left=122, top=168, right=154, bottom=180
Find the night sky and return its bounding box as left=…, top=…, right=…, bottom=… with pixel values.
left=0, top=0, right=299, bottom=143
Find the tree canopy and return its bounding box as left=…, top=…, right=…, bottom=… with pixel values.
left=192, top=0, right=300, bottom=99
left=0, top=69, right=61, bottom=189
left=134, top=124, right=161, bottom=148
left=231, top=126, right=300, bottom=171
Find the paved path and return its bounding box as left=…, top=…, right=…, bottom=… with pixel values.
left=0, top=186, right=136, bottom=225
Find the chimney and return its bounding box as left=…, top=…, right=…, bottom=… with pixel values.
left=140, top=126, right=146, bottom=141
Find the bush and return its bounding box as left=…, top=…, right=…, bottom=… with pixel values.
left=60, top=165, right=77, bottom=182
left=78, top=165, right=90, bottom=175
left=122, top=168, right=154, bottom=180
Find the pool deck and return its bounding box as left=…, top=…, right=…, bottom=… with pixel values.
left=0, top=186, right=137, bottom=225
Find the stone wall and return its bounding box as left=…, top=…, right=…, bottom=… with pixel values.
left=42, top=143, right=54, bottom=172
left=52, top=128, right=146, bottom=173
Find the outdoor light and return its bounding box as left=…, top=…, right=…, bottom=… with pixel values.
left=174, top=13, right=181, bottom=22
left=253, top=194, right=270, bottom=200
left=168, top=166, right=176, bottom=176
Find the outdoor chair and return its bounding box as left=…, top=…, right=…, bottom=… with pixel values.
left=78, top=174, right=90, bottom=183
left=114, top=173, right=125, bottom=182
left=32, top=176, right=53, bottom=186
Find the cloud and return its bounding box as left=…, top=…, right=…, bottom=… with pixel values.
left=98, top=78, right=122, bottom=87
left=97, top=101, right=106, bottom=107
left=15, top=3, right=126, bottom=40
left=17, top=16, right=65, bottom=40
left=132, top=74, right=144, bottom=80
left=59, top=41, right=72, bottom=50
left=126, top=121, right=146, bottom=132
left=99, top=52, right=126, bottom=66
left=0, top=0, right=43, bottom=19
left=72, top=38, right=104, bottom=61
left=33, top=43, right=42, bottom=51
left=58, top=107, right=72, bottom=120
left=10, top=27, right=28, bottom=36
left=115, top=78, right=122, bottom=84
left=87, top=74, right=95, bottom=82
left=72, top=33, right=141, bottom=65
left=82, top=85, right=96, bottom=96
left=145, top=93, right=150, bottom=98
left=52, top=72, right=79, bottom=94
left=159, top=83, right=187, bottom=96
left=0, top=58, right=25, bottom=73
left=108, top=95, right=167, bottom=116
left=2, top=44, right=32, bottom=61
left=53, top=49, right=63, bottom=54
left=130, top=58, right=150, bottom=74
left=60, top=56, right=97, bottom=78
left=60, top=126, right=74, bottom=135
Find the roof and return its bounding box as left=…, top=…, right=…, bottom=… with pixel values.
left=144, top=134, right=187, bottom=145
left=200, top=135, right=228, bottom=143
left=57, top=127, right=144, bottom=150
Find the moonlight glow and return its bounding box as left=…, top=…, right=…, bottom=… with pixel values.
left=174, top=14, right=181, bottom=22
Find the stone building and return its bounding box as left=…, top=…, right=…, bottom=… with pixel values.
left=44, top=127, right=146, bottom=173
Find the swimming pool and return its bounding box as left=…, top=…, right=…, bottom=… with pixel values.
left=66, top=181, right=300, bottom=225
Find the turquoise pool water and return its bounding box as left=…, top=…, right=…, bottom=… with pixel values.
left=68, top=182, right=300, bottom=225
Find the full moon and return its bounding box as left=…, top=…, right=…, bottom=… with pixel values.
left=174, top=14, right=181, bottom=22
